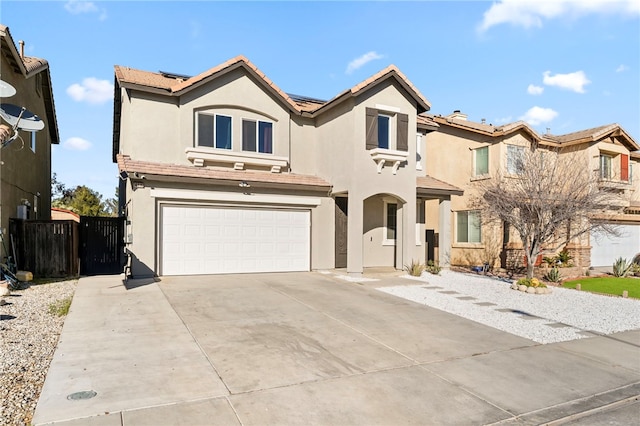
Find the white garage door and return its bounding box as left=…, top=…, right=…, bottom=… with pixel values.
left=161, top=205, right=310, bottom=276
left=591, top=225, right=640, bottom=267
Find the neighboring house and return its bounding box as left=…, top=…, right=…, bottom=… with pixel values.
left=0, top=24, right=58, bottom=255
left=51, top=207, right=80, bottom=222
left=424, top=111, right=640, bottom=269
left=113, top=56, right=462, bottom=278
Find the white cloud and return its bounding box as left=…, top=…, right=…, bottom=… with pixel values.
left=542, top=70, right=591, bottom=93
left=478, top=0, right=639, bottom=32
left=64, top=1, right=107, bottom=20
left=346, top=51, right=384, bottom=75
left=67, top=78, right=114, bottom=104
left=519, top=106, right=558, bottom=125
left=527, top=84, right=544, bottom=95
left=64, top=137, right=92, bottom=151
left=616, top=64, right=629, bottom=72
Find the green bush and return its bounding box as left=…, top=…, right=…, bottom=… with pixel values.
left=516, top=277, right=547, bottom=288
left=425, top=260, right=442, bottom=275
left=404, top=260, right=426, bottom=277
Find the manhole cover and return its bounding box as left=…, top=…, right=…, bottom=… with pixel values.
left=67, top=390, right=97, bottom=400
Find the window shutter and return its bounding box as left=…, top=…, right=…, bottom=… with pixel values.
left=365, top=108, right=378, bottom=150
left=621, top=154, right=629, bottom=181
left=397, top=113, right=409, bottom=151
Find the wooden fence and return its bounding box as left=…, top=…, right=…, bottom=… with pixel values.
left=9, top=219, right=79, bottom=278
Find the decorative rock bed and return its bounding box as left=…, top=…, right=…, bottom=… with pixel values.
left=511, top=281, right=553, bottom=294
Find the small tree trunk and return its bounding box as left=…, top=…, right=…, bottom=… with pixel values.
left=526, top=260, right=535, bottom=279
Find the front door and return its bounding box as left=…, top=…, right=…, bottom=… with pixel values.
left=335, top=197, right=348, bottom=268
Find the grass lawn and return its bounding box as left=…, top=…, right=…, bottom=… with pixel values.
left=562, top=277, right=640, bottom=299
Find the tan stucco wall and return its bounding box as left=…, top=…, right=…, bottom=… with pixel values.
left=0, top=53, right=53, bottom=258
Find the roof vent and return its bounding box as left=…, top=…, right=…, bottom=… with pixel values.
left=546, top=127, right=551, bottom=135
left=481, top=118, right=486, bottom=124
left=18, top=40, right=24, bottom=59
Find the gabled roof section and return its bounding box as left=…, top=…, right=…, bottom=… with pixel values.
left=115, top=56, right=301, bottom=113
left=0, top=24, right=59, bottom=144
left=309, top=65, right=431, bottom=116
left=432, top=112, right=638, bottom=151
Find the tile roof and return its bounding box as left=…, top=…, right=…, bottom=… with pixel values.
left=417, top=114, right=439, bottom=129
left=416, top=175, right=464, bottom=196
left=117, top=155, right=332, bottom=190
left=114, top=56, right=430, bottom=116
left=547, top=124, right=619, bottom=143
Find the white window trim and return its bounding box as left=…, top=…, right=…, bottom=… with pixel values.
left=378, top=114, right=393, bottom=150
left=370, top=148, right=409, bottom=175
left=242, top=118, right=275, bottom=154
left=473, top=146, right=489, bottom=177
left=185, top=147, right=288, bottom=172
left=600, top=154, right=612, bottom=180
left=456, top=210, right=482, bottom=244
left=197, top=112, right=233, bottom=150
left=506, top=144, right=525, bottom=175
left=383, top=200, right=398, bottom=246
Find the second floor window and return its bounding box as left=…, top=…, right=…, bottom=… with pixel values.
left=242, top=119, right=273, bottom=154
left=474, top=146, right=489, bottom=176
left=507, top=145, right=525, bottom=175
left=600, top=154, right=612, bottom=180
left=365, top=107, right=408, bottom=151
left=197, top=113, right=232, bottom=149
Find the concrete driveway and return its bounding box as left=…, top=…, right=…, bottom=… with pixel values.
left=34, top=272, right=640, bottom=425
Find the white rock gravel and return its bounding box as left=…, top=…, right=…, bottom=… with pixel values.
left=378, top=270, right=640, bottom=344
left=0, top=280, right=77, bottom=426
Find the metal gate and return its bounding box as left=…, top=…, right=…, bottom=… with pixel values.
left=79, top=216, right=125, bottom=275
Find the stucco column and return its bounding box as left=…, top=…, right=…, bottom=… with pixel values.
left=347, top=196, right=363, bottom=276
left=438, top=198, right=451, bottom=266
left=399, top=200, right=416, bottom=270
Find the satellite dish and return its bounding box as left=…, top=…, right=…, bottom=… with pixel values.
left=0, top=79, right=16, bottom=98
left=0, top=103, right=44, bottom=132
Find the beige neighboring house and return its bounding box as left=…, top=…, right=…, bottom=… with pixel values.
left=113, top=56, right=462, bottom=278
left=0, top=24, right=58, bottom=255
left=424, top=111, right=640, bottom=269
left=51, top=207, right=80, bottom=222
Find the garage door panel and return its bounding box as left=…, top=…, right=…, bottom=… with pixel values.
left=161, top=206, right=310, bottom=275
left=591, top=226, right=640, bottom=267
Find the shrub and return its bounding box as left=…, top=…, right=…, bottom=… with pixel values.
left=516, top=277, right=547, bottom=288
left=404, top=260, right=426, bottom=277
left=425, top=260, right=441, bottom=275
left=556, top=249, right=573, bottom=266
left=48, top=296, right=72, bottom=317
left=612, top=257, right=633, bottom=277
left=544, top=267, right=562, bottom=283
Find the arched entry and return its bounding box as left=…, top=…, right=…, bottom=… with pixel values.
left=362, top=193, right=405, bottom=269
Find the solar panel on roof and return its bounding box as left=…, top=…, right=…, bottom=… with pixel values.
left=287, top=93, right=327, bottom=104
left=159, top=70, right=192, bottom=80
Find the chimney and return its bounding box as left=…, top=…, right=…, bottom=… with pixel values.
left=448, top=109, right=468, bottom=121
left=546, top=127, right=551, bottom=135
left=18, top=40, right=24, bottom=58
left=481, top=118, right=486, bottom=124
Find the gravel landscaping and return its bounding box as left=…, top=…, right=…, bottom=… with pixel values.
left=379, top=270, right=640, bottom=344
left=0, top=280, right=77, bottom=426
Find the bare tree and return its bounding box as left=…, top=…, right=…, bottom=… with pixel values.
left=472, top=147, right=625, bottom=279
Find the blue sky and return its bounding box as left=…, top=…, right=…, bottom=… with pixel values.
left=2, top=0, right=639, bottom=200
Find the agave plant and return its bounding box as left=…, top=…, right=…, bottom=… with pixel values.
left=544, top=267, right=562, bottom=283
left=612, top=257, right=633, bottom=277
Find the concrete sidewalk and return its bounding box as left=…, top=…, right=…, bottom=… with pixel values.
left=34, top=273, right=640, bottom=425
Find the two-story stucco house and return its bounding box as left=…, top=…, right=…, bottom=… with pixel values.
left=113, top=56, right=462, bottom=278
left=424, top=111, right=640, bottom=269
left=0, top=24, right=58, bottom=256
